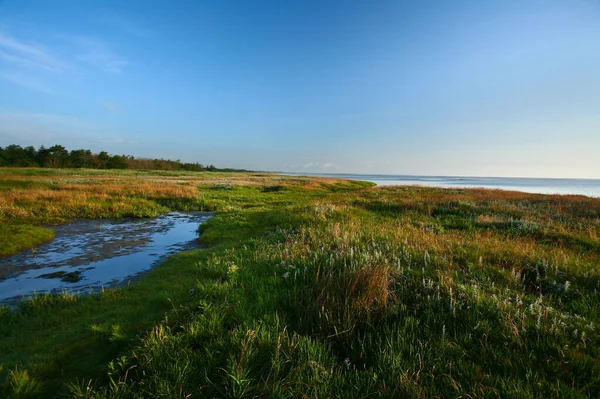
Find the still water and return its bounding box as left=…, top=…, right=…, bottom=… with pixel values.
left=0, top=212, right=212, bottom=303
left=286, top=173, right=600, bottom=198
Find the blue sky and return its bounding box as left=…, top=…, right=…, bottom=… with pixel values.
left=0, top=0, right=599, bottom=177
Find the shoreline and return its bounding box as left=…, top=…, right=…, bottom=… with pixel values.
left=278, top=172, right=600, bottom=198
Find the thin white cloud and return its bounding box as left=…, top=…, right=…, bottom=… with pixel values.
left=0, top=71, right=55, bottom=94
left=79, top=43, right=128, bottom=74
left=300, top=161, right=335, bottom=170
left=0, top=32, right=70, bottom=72
left=60, top=35, right=128, bottom=74
left=0, top=31, right=129, bottom=94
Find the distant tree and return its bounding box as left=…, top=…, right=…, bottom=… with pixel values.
left=84, top=150, right=96, bottom=168
left=36, top=146, right=51, bottom=167
left=3, top=145, right=24, bottom=166
left=107, top=155, right=128, bottom=169
left=24, top=146, right=38, bottom=166
left=181, top=162, right=204, bottom=171
left=69, top=149, right=88, bottom=168
left=0, top=147, right=7, bottom=166
left=0, top=143, right=240, bottom=172
left=3, top=145, right=38, bottom=166
left=47, top=145, right=69, bottom=168
left=153, top=159, right=166, bottom=170
left=68, top=149, right=95, bottom=168
left=97, top=151, right=110, bottom=169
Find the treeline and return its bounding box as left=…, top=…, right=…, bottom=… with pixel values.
left=0, top=144, right=239, bottom=171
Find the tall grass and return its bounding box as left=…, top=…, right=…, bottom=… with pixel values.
left=1, top=169, right=598, bottom=397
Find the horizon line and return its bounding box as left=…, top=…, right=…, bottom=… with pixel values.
left=271, top=171, right=600, bottom=181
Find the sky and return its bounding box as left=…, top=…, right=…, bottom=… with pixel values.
left=0, top=0, right=599, bottom=178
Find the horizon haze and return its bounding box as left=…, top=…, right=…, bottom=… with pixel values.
left=1, top=0, right=599, bottom=178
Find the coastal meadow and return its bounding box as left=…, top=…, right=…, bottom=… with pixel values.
left=0, top=168, right=598, bottom=398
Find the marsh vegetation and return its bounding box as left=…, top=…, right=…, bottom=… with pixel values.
left=0, top=168, right=599, bottom=398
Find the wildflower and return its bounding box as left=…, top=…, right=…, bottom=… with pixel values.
left=282, top=272, right=290, bottom=279
left=228, top=264, right=239, bottom=275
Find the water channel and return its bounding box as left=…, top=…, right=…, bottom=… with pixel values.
left=0, top=212, right=213, bottom=304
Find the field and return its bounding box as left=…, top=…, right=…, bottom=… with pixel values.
left=1, top=168, right=599, bottom=398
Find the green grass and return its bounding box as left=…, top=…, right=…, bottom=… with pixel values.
left=0, top=224, right=55, bottom=257
left=1, top=168, right=599, bottom=398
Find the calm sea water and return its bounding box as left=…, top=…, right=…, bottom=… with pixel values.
left=284, top=173, right=600, bottom=198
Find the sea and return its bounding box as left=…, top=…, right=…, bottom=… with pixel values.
left=282, top=173, right=600, bottom=198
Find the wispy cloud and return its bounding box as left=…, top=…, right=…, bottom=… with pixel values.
left=60, top=35, right=129, bottom=74
left=0, top=30, right=130, bottom=93
left=302, top=161, right=335, bottom=169
left=0, top=32, right=70, bottom=72
left=0, top=71, right=55, bottom=94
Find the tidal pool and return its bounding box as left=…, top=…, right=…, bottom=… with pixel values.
left=0, top=212, right=212, bottom=304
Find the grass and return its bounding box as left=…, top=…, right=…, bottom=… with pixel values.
left=0, top=168, right=359, bottom=255
left=0, top=168, right=599, bottom=398
left=0, top=223, right=54, bottom=257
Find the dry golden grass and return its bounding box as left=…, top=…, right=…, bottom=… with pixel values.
left=0, top=170, right=350, bottom=221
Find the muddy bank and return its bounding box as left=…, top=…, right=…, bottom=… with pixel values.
left=0, top=212, right=213, bottom=303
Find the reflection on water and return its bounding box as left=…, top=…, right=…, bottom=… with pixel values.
left=0, top=212, right=212, bottom=303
